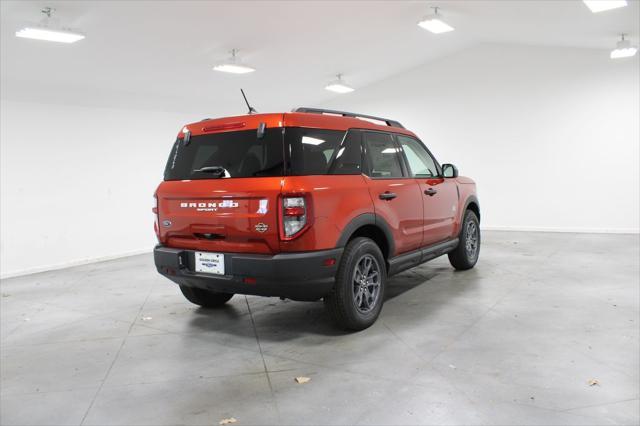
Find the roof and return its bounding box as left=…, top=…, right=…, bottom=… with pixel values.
left=180, top=112, right=417, bottom=138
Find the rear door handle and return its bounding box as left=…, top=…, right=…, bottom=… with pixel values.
left=379, top=192, right=397, bottom=200
left=424, top=188, right=438, bottom=196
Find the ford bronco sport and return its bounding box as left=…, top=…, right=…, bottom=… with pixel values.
left=154, top=107, right=480, bottom=330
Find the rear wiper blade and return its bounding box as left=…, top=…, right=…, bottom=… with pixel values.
left=193, top=166, right=226, bottom=177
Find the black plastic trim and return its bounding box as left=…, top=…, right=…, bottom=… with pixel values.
left=154, top=246, right=343, bottom=301
left=335, top=213, right=396, bottom=257
left=462, top=195, right=481, bottom=223
left=387, top=238, right=459, bottom=276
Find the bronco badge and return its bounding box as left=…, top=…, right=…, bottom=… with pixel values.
left=255, top=223, right=268, bottom=233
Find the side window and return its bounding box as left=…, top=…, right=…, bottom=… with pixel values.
left=328, top=131, right=362, bottom=175
left=363, top=132, right=403, bottom=178
left=397, top=135, right=439, bottom=178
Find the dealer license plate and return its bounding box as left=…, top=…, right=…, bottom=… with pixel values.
left=194, top=252, right=225, bottom=275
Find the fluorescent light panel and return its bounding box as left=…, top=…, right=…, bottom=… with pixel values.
left=213, top=64, right=255, bottom=74
left=611, top=38, right=638, bottom=59
left=583, top=0, right=627, bottom=13
left=325, top=83, right=354, bottom=94
left=611, top=47, right=638, bottom=58
left=417, top=17, right=454, bottom=34
left=15, top=27, right=85, bottom=43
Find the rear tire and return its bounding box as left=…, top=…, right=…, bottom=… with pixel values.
left=448, top=210, right=480, bottom=270
left=324, top=237, right=386, bottom=331
left=179, top=285, right=233, bottom=308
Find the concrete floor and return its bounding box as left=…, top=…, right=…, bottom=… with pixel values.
left=1, top=231, right=638, bottom=426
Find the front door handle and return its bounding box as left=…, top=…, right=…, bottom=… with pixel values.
left=379, top=192, right=397, bottom=201
left=424, top=188, right=438, bottom=196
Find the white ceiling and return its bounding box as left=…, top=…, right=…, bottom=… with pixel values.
left=1, top=0, right=638, bottom=115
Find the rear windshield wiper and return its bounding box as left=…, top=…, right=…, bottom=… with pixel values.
left=193, top=166, right=227, bottom=177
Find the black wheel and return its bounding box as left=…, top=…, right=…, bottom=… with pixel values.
left=179, top=285, right=233, bottom=308
left=448, top=210, right=480, bottom=270
left=324, top=237, right=386, bottom=331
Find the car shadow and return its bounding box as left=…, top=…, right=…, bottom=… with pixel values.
left=186, top=262, right=475, bottom=341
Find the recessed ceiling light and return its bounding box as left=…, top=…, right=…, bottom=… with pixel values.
left=15, top=7, right=85, bottom=44
left=213, top=49, right=255, bottom=74
left=611, top=34, right=638, bottom=59
left=418, top=6, right=454, bottom=34
left=583, top=0, right=627, bottom=13
left=325, top=74, right=355, bottom=94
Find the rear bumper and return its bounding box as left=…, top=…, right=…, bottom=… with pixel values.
left=154, top=245, right=343, bottom=301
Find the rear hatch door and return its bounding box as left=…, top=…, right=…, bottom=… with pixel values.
left=157, top=126, right=284, bottom=254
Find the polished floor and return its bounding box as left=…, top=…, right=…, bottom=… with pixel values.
left=1, top=231, right=639, bottom=426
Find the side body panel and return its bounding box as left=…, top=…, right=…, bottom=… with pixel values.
left=279, top=175, right=374, bottom=252
left=363, top=175, right=423, bottom=256
left=417, top=177, right=459, bottom=244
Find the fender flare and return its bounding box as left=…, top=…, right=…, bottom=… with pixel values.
left=335, top=213, right=396, bottom=257
left=462, top=195, right=480, bottom=222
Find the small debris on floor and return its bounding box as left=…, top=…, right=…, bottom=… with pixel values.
left=219, top=417, right=237, bottom=425
left=295, top=376, right=311, bottom=384
left=1, top=293, right=10, bottom=298
left=448, top=364, right=457, bottom=369
left=588, top=379, right=600, bottom=387
left=141, top=316, right=152, bottom=321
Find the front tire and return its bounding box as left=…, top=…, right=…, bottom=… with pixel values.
left=324, top=237, right=386, bottom=331
left=448, top=210, right=480, bottom=270
left=179, top=285, right=233, bottom=308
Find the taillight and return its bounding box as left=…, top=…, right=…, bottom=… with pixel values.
left=280, top=195, right=310, bottom=239
left=153, top=194, right=160, bottom=242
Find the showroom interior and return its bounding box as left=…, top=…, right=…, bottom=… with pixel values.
left=0, top=0, right=638, bottom=425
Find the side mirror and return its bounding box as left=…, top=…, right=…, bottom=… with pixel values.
left=442, top=163, right=458, bottom=178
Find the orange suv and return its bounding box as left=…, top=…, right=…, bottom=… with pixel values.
left=154, top=108, right=480, bottom=330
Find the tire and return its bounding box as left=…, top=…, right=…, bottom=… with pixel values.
left=324, top=237, right=386, bottom=331
left=179, top=285, right=233, bottom=308
left=448, top=209, right=481, bottom=270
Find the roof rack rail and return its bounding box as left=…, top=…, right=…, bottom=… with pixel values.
left=293, top=107, right=404, bottom=129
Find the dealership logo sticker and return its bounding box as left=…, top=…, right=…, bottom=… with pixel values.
left=255, top=223, right=268, bottom=233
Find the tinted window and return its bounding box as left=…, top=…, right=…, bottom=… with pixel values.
left=328, top=131, right=362, bottom=175
left=397, top=135, right=439, bottom=178
left=286, top=128, right=346, bottom=175
left=363, top=132, right=403, bottom=178
left=164, top=128, right=284, bottom=180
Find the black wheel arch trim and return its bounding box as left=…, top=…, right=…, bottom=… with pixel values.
left=335, top=213, right=396, bottom=257
left=462, top=195, right=480, bottom=222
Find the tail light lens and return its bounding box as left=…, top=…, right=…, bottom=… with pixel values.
left=281, top=196, right=309, bottom=239
left=153, top=194, right=160, bottom=242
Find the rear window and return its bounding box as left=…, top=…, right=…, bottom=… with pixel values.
left=163, top=127, right=360, bottom=180
left=164, top=128, right=285, bottom=180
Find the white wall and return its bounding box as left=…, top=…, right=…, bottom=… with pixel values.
left=0, top=100, right=192, bottom=277
left=321, top=43, right=640, bottom=233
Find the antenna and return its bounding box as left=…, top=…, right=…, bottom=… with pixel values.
left=240, top=89, right=257, bottom=114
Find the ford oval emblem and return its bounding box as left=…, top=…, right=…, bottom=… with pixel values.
left=162, top=220, right=172, bottom=227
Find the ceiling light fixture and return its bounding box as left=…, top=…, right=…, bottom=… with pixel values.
left=610, top=33, right=638, bottom=59
left=418, top=6, right=454, bottom=34
left=583, top=0, right=627, bottom=13
left=325, top=74, right=355, bottom=94
left=15, top=7, right=85, bottom=44
left=213, top=49, right=255, bottom=74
